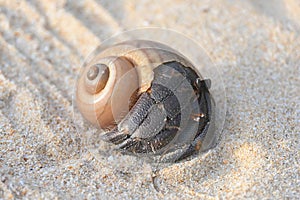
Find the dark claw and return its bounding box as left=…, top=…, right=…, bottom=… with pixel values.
left=131, top=103, right=167, bottom=139
left=101, top=61, right=212, bottom=162
left=175, top=122, right=210, bottom=161
left=149, top=83, right=173, bottom=103
left=118, top=125, right=180, bottom=154
left=117, top=92, right=155, bottom=135
left=101, top=129, right=129, bottom=144
left=152, top=62, right=187, bottom=91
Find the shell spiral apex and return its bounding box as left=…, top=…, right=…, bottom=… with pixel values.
left=75, top=39, right=215, bottom=163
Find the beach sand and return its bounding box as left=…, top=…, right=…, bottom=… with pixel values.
left=0, top=0, right=299, bottom=199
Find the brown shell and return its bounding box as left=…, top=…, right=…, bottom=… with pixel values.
left=76, top=40, right=198, bottom=129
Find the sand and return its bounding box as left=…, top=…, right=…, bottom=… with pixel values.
left=0, top=0, right=299, bottom=199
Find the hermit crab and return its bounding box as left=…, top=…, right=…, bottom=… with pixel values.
left=75, top=39, right=215, bottom=163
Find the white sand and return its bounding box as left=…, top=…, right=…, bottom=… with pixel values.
left=0, top=0, right=299, bottom=199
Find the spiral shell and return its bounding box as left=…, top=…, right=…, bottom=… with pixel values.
left=75, top=39, right=216, bottom=166
left=76, top=40, right=201, bottom=129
